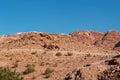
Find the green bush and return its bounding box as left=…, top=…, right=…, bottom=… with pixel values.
left=0, top=67, right=24, bottom=80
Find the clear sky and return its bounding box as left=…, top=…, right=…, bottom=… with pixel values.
left=0, top=0, right=120, bottom=35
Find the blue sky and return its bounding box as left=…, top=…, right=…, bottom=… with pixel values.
left=0, top=0, right=120, bottom=35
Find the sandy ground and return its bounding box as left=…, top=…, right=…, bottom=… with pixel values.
left=0, top=48, right=118, bottom=80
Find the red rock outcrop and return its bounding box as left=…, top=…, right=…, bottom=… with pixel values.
left=114, top=41, right=120, bottom=51
left=70, top=30, right=120, bottom=51
left=70, top=30, right=104, bottom=44
left=95, top=30, right=120, bottom=50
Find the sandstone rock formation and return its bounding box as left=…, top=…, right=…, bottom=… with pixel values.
left=95, top=30, right=120, bottom=50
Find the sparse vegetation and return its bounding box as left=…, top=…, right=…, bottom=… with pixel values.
left=23, top=64, right=35, bottom=75
left=12, top=60, right=19, bottom=68
left=0, top=67, right=24, bottom=80
left=31, top=51, right=37, bottom=55
left=55, top=52, right=62, bottom=56
left=39, top=62, right=45, bottom=66
left=12, top=63, right=18, bottom=68
left=44, top=67, right=54, bottom=78
left=16, top=60, right=20, bottom=63
left=65, top=52, right=73, bottom=56
left=86, top=53, right=91, bottom=57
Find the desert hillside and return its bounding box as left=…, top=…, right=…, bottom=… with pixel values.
left=0, top=30, right=120, bottom=80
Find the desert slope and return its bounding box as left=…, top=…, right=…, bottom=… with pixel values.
left=0, top=30, right=120, bottom=80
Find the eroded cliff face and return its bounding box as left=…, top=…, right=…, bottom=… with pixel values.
left=114, top=41, right=120, bottom=51
left=70, top=30, right=104, bottom=44
left=70, top=30, right=120, bottom=51
left=95, top=30, right=120, bottom=50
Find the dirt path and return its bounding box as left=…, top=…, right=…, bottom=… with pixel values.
left=0, top=48, right=115, bottom=56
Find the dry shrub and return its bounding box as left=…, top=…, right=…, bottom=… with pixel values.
left=55, top=52, right=62, bottom=56
left=44, top=67, right=54, bottom=78
left=23, top=64, right=35, bottom=75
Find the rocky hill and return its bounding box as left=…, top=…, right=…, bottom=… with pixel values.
left=0, top=30, right=120, bottom=51
left=0, top=30, right=120, bottom=80
left=70, top=30, right=120, bottom=51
